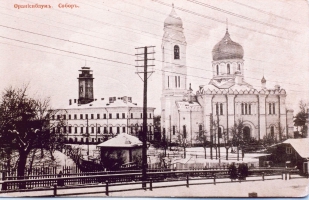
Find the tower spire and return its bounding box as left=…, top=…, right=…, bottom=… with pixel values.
left=226, top=18, right=228, bottom=32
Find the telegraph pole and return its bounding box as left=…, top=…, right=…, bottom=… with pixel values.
left=210, top=113, right=213, bottom=160
left=135, top=46, right=155, bottom=189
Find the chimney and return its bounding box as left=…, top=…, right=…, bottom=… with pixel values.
left=69, top=99, right=72, bottom=105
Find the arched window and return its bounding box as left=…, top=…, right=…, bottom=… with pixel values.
left=174, top=45, right=180, bottom=59
left=216, top=65, right=219, bottom=75
left=238, top=63, right=240, bottom=70
left=241, top=103, right=244, bottom=115
left=227, top=64, right=230, bottom=74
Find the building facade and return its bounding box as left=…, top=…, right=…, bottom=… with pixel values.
left=52, top=67, right=155, bottom=144
left=160, top=6, right=294, bottom=145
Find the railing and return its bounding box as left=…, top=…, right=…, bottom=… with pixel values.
left=0, top=168, right=304, bottom=197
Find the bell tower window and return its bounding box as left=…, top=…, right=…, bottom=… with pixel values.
left=174, top=45, right=180, bottom=59
left=227, top=64, right=230, bottom=74
left=238, top=64, right=240, bottom=71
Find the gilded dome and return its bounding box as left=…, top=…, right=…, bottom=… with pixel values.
left=212, top=30, right=244, bottom=61
left=164, top=7, right=183, bottom=27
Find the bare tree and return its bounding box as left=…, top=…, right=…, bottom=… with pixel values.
left=175, top=131, right=189, bottom=159
left=230, top=119, right=245, bottom=161
left=222, top=132, right=232, bottom=160
left=0, top=86, right=66, bottom=188
left=196, top=129, right=209, bottom=159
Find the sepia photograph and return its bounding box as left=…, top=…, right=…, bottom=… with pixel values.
left=0, top=0, right=308, bottom=197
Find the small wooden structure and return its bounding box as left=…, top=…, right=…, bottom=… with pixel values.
left=97, top=133, right=143, bottom=167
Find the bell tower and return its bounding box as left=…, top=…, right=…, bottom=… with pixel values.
left=78, top=66, right=94, bottom=104
left=161, top=5, right=188, bottom=142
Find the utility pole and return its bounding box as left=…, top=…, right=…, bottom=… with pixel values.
left=217, top=111, right=220, bottom=159
left=135, top=46, right=155, bottom=189
left=86, top=117, right=89, bottom=158
left=210, top=113, right=213, bottom=160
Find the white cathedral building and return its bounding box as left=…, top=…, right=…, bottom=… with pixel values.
left=160, top=6, right=294, bottom=145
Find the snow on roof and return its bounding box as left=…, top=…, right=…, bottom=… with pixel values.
left=97, top=133, right=142, bottom=148
left=283, top=138, right=309, bottom=159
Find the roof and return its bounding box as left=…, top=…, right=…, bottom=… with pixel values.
left=164, top=6, right=183, bottom=27
left=212, top=29, right=244, bottom=61
left=59, top=98, right=155, bottom=110
left=97, top=133, right=142, bottom=148
left=282, top=138, right=309, bottom=159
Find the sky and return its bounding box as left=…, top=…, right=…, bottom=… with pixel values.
left=0, top=0, right=308, bottom=115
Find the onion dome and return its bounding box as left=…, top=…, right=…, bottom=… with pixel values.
left=212, top=29, right=244, bottom=61
left=164, top=5, right=183, bottom=28
left=261, top=76, right=266, bottom=83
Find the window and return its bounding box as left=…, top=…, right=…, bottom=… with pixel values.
left=69, top=126, right=72, bottom=133
left=269, top=103, right=272, bottom=114
left=116, top=113, right=119, bottom=119
left=104, top=127, right=107, bottom=133
left=74, top=114, right=77, bottom=119
left=97, top=114, right=100, bottom=119
left=97, top=127, right=100, bottom=133
left=63, top=115, right=66, bottom=120
left=80, top=127, right=83, bottom=133
left=131, top=113, right=133, bottom=118
left=122, top=113, right=125, bottom=119
left=270, top=126, right=274, bottom=137
left=168, top=76, right=169, bottom=88
left=81, top=138, right=84, bottom=143
left=117, top=127, right=120, bottom=134
left=238, top=64, right=240, bottom=70
left=69, top=115, right=71, bottom=120
left=74, top=127, right=77, bottom=134
left=199, top=125, right=203, bottom=136
left=103, top=114, right=106, bottom=119
left=174, top=45, right=180, bottom=59
left=163, top=128, right=166, bottom=138
left=85, top=114, right=88, bottom=119
left=245, top=103, right=248, bottom=115
left=109, top=127, right=113, bottom=133
left=227, top=64, right=230, bottom=74
left=178, top=76, right=180, bottom=88
left=220, top=103, right=223, bottom=115
left=57, top=115, right=60, bottom=120
left=75, top=138, right=77, bottom=142
left=218, top=127, right=222, bottom=138
left=122, top=127, right=126, bottom=133
left=241, top=103, right=244, bottom=115
left=286, top=147, right=292, bottom=154
left=149, top=113, right=152, bottom=118
left=91, top=127, right=94, bottom=133
left=216, top=65, right=219, bottom=75
left=52, top=115, right=55, bottom=120
left=249, top=104, right=251, bottom=115
left=173, top=126, right=175, bottom=135
left=63, top=126, right=67, bottom=133
left=91, top=114, right=94, bottom=119
left=131, top=126, right=133, bottom=133
left=80, top=114, right=83, bottom=119
left=273, top=103, right=276, bottom=114
left=92, top=138, right=94, bottom=143
left=175, top=76, right=177, bottom=88
left=140, top=113, right=143, bottom=118
left=109, top=113, right=112, bottom=119
left=183, top=125, right=186, bottom=138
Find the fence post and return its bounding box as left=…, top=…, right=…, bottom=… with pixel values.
left=289, top=172, right=291, bottom=180
left=105, top=180, right=109, bottom=196
left=150, top=178, right=153, bottom=191
left=262, top=172, right=264, bottom=181
left=1, top=172, right=6, bottom=191
left=285, top=172, right=287, bottom=181
left=186, top=173, right=189, bottom=188
left=53, top=184, right=57, bottom=197
left=213, top=174, right=216, bottom=185
left=282, top=172, right=284, bottom=180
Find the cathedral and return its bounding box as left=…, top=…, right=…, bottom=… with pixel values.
left=160, top=6, right=294, bottom=145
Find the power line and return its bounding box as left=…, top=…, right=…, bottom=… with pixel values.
left=151, top=0, right=304, bottom=44
left=0, top=24, right=304, bottom=87
left=0, top=36, right=306, bottom=94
